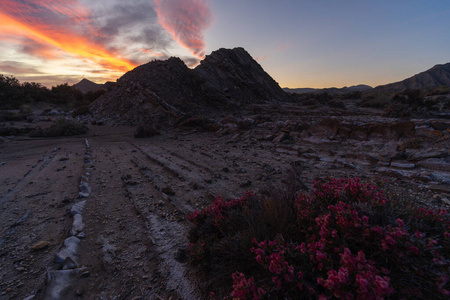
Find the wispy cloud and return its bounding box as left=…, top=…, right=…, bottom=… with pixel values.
left=0, top=60, right=43, bottom=74
left=154, top=0, right=212, bottom=59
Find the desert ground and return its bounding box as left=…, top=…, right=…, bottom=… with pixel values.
left=0, top=102, right=449, bottom=299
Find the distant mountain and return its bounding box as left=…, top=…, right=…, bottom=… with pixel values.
left=284, top=84, right=372, bottom=95
left=73, top=79, right=104, bottom=94
left=90, top=47, right=287, bottom=125
left=375, top=62, right=450, bottom=92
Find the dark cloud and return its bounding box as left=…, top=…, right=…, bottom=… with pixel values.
left=19, top=37, right=60, bottom=59
left=90, top=0, right=172, bottom=52
left=0, top=60, right=44, bottom=74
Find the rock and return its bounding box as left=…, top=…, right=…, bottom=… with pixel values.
left=79, top=182, right=91, bottom=198
left=429, top=120, right=450, bottom=131
left=70, top=214, right=84, bottom=236
left=55, top=237, right=80, bottom=266
left=430, top=172, right=450, bottom=184
left=377, top=167, right=408, bottom=178
left=407, top=149, right=448, bottom=161
left=390, top=121, right=416, bottom=139
left=390, top=162, right=415, bottom=169
left=32, top=241, right=50, bottom=250
left=417, top=158, right=450, bottom=171
left=44, top=267, right=89, bottom=300
left=62, top=257, right=78, bottom=270
left=162, top=187, right=175, bottom=196
left=272, top=132, right=288, bottom=143
left=70, top=200, right=86, bottom=216
left=240, top=180, right=252, bottom=187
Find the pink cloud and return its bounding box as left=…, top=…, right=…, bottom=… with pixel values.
left=154, top=0, right=212, bottom=59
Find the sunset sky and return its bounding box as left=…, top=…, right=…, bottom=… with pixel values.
left=0, top=0, right=449, bottom=88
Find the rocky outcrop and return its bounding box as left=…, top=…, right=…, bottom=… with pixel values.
left=90, top=48, right=289, bottom=125
left=195, top=47, right=288, bottom=104
left=90, top=57, right=227, bottom=125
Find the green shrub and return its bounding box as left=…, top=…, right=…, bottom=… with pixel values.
left=188, top=178, right=450, bottom=299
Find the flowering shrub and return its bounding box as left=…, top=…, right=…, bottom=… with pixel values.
left=187, top=178, right=450, bottom=299
left=187, top=190, right=255, bottom=228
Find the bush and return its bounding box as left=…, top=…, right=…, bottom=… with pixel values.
left=134, top=124, right=160, bottom=138
left=0, top=111, right=26, bottom=122
left=19, top=104, right=32, bottom=115
left=187, top=178, right=450, bottom=299
left=29, top=118, right=88, bottom=137
left=71, top=106, right=91, bottom=117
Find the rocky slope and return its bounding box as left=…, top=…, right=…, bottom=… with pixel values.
left=195, top=47, right=288, bottom=103
left=375, top=62, right=450, bottom=92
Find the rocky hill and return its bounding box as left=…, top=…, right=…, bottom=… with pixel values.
left=195, top=47, right=288, bottom=103
left=375, top=62, right=450, bottom=92
left=90, top=48, right=287, bottom=125
left=73, top=79, right=104, bottom=94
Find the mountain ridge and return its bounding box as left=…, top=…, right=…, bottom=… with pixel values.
left=374, top=62, right=450, bottom=92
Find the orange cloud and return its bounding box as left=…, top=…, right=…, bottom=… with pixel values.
left=0, top=1, right=136, bottom=73
left=154, top=0, right=212, bottom=59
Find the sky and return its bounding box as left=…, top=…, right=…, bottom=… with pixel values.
left=0, top=0, right=449, bottom=88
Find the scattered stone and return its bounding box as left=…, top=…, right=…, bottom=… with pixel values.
left=55, top=237, right=80, bottom=267
left=44, top=267, right=89, bottom=300
left=32, top=241, right=50, bottom=250
left=77, top=232, right=86, bottom=239
left=70, top=214, right=84, bottom=236
left=70, top=200, right=86, bottom=216
left=79, top=182, right=91, bottom=198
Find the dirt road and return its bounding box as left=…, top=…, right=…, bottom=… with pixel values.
left=1, top=111, right=449, bottom=299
